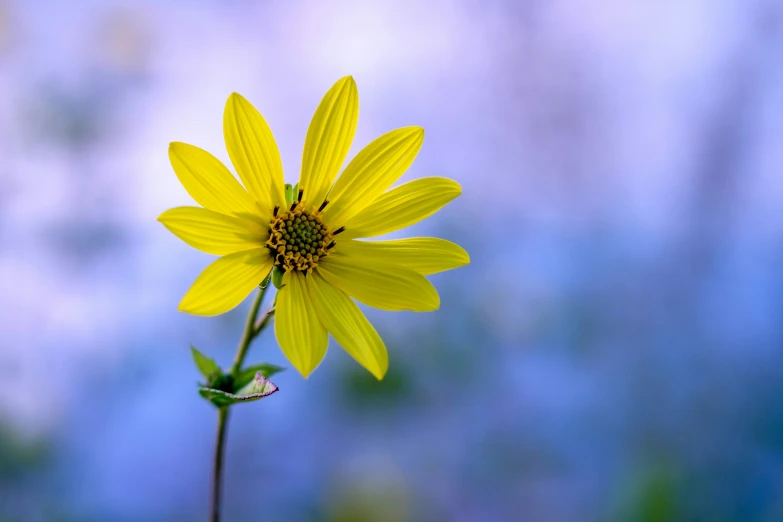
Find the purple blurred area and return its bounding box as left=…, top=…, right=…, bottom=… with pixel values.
left=1, top=0, right=783, bottom=520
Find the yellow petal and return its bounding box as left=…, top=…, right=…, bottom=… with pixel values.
left=169, top=142, right=265, bottom=223
left=178, top=248, right=273, bottom=316
left=331, top=238, right=469, bottom=275
left=299, top=76, right=359, bottom=209
left=342, top=177, right=461, bottom=239
left=158, top=206, right=268, bottom=256
left=224, top=93, right=287, bottom=213
left=274, top=271, right=328, bottom=378
left=323, top=127, right=424, bottom=225
left=306, top=271, right=388, bottom=380
left=317, top=255, right=439, bottom=312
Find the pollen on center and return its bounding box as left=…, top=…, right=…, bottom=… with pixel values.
left=266, top=204, right=336, bottom=272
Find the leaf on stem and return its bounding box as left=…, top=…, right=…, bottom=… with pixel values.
left=199, top=372, right=279, bottom=407
left=191, top=346, right=221, bottom=381
left=234, top=363, right=285, bottom=390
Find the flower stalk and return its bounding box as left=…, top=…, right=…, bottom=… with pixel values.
left=211, top=406, right=229, bottom=522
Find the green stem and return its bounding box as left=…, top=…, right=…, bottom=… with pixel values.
left=211, top=406, right=229, bottom=522
left=252, top=307, right=276, bottom=339
left=211, top=285, right=274, bottom=522
left=229, top=285, right=267, bottom=376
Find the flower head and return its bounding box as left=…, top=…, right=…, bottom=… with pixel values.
left=159, top=77, right=469, bottom=379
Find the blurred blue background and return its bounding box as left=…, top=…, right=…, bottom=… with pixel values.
left=1, top=0, right=783, bottom=520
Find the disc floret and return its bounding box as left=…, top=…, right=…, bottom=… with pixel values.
left=266, top=204, right=335, bottom=272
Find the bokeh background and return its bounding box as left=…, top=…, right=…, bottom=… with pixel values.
left=2, top=0, right=783, bottom=521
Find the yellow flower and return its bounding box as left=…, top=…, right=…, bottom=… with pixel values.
left=159, top=77, right=469, bottom=379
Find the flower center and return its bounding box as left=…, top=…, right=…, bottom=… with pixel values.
left=266, top=205, right=337, bottom=272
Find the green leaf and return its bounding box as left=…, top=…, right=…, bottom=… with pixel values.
left=191, top=346, right=221, bottom=380
left=285, top=183, right=294, bottom=205
left=199, top=372, right=279, bottom=407
left=284, top=182, right=301, bottom=206
left=259, top=270, right=272, bottom=289
left=272, top=265, right=285, bottom=289
left=234, top=363, right=285, bottom=390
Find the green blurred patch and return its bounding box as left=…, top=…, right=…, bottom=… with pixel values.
left=0, top=423, right=52, bottom=522
left=336, top=359, right=415, bottom=411
left=324, top=466, right=411, bottom=522
left=0, top=424, right=50, bottom=480
left=609, top=462, right=682, bottom=522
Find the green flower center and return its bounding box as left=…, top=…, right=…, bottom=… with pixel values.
left=266, top=206, right=336, bottom=272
